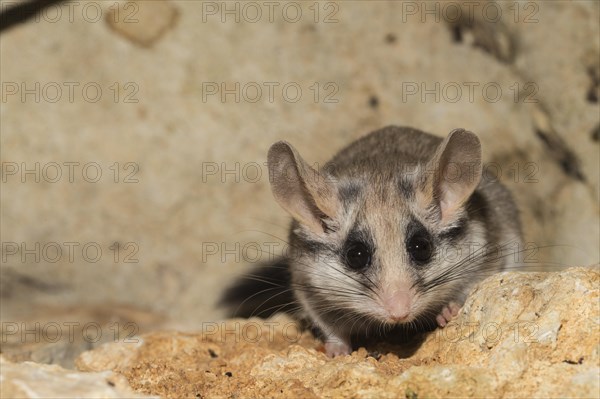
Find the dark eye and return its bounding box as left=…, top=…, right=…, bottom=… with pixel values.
left=345, top=241, right=372, bottom=270
left=407, top=232, right=433, bottom=264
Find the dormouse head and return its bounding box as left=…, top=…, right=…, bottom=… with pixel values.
left=267, top=129, right=485, bottom=328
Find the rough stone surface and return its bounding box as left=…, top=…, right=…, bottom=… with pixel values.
left=75, top=267, right=600, bottom=398
left=0, top=303, right=167, bottom=369
left=105, top=0, right=179, bottom=47
left=0, top=356, right=153, bottom=398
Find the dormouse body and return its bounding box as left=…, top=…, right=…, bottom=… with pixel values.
left=221, top=126, right=522, bottom=356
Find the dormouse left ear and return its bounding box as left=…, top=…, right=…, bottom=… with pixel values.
left=416, top=129, right=482, bottom=223
left=267, top=141, right=340, bottom=236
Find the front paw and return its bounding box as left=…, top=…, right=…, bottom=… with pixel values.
left=324, top=340, right=352, bottom=357
left=436, top=301, right=461, bottom=327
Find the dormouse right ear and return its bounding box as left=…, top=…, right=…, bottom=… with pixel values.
left=267, top=141, right=339, bottom=235
left=416, top=129, right=482, bottom=224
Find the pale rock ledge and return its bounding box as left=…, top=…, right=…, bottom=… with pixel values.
left=70, top=267, right=600, bottom=398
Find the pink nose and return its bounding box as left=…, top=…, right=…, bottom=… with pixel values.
left=383, top=290, right=412, bottom=321
left=388, top=311, right=410, bottom=321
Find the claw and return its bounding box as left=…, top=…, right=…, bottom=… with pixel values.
left=436, top=301, right=461, bottom=328
left=324, top=340, right=352, bottom=357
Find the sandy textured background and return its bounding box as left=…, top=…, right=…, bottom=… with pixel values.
left=1, top=0, right=599, bottom=367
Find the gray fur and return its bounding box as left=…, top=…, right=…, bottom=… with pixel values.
left=222, top=125, right=522, bottom=356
